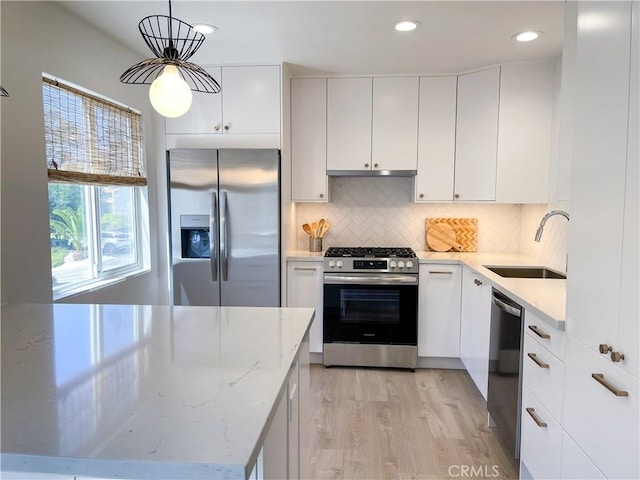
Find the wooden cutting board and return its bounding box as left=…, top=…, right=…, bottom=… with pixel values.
left=425, top=218, right=478, bottom=252
left=426, top=223, right=462, bottom=252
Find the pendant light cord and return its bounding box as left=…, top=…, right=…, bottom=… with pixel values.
left=168, top=0, right=174, bottom=50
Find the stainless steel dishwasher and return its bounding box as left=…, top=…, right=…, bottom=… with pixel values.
left=487, top=288, right=524, bottom=465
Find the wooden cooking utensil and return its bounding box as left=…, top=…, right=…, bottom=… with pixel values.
left=302, top=223, right=313, bottom=237
left=318, top=218, right=326, bottom=236
left=319, top=222, right=329, bottom=238
left=427, top=223, right=463, bottom=252
left=311, top=222, right=319, bottom=238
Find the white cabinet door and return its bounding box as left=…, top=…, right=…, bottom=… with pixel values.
left=326, top=78, right=372, bottom=172
left=291, top=78, right=328, bottom=202
left=560, top=431, right=605, bottom=480
left=460, top=267, right=492, bottom=399
left=496, top=61, right=554, bottom=203
left=414, top=76, right=457, bottom=202
left=286, top=262, right=323, bottom=354
left=371, top=77, right=418, bottom=172
left=221, top=65, right=281, bottom=134
left=288, top=359, right=300, bottom=480
left=418, top=264, right=462, bottom=357
left=454, top=67, right=500, bottom=201
left=165, top=66, right=223, bottom=134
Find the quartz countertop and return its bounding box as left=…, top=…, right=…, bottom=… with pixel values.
left=286, top=250, right=565, bottom=329
left=1, top=303, right=314, bottom=480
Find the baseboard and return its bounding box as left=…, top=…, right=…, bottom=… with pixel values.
left=416, top=357, right=465, bottom=370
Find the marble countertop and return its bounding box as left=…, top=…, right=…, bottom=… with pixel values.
left=286, top=250, right=566, bottom=329
left=1, top=303, right=314, bottom=480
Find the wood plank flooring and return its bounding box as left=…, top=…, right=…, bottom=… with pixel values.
left=308, top=365, right=518, bottom=480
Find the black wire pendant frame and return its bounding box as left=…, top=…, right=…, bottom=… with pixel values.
left=120, top=0, right=221, bottom=94
left=1, top=86, right=9, bottom=97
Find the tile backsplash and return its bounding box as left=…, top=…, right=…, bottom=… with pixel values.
left=295, top=177, right=523, bottom=252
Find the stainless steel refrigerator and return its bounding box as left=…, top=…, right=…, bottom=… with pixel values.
left=167, top=148, right=281, bottom=307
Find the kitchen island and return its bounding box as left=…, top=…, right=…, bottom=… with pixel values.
left=1, top=303, right=314, bottom=480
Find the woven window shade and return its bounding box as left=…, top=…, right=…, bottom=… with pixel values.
left=43, top=77, right=147, bottom=186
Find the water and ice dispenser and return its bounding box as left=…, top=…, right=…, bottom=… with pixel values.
left=180, top=215, right=211, bottom=259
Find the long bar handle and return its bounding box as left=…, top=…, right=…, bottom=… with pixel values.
left=493, top=296, right=522, bottom=317
left=527, top=352, right=550, bottom=369
left=592, top=373, right=629, bottom=397
left=528, top=324, right=551, bottom=339
left=221, top=191, right=229, bottom=282
left=428, top=270, right=453, bottom=275
left=294, top=267, right=318, bottom=271
left=526, top=408, right=548, bottom=427
left=210, top=192, right=218, bottom=282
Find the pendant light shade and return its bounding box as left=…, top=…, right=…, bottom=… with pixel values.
left=120, top=0, right=220, bottom=117
left=1, top=86, right=9, bottom=97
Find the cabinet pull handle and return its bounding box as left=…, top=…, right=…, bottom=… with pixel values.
left=294, top=267, right=317, bottom=271
left=224, top=124, right=230, bottom=131
left=454, top=193, right=460, bottom=199
left=419, top=194, right=424, bottom=199
left=474, top=278, right=483, bottom=286
left=592, top=373, right=629, bottom=397
left=528, top=325, right=551, bottom=339
left=374, top=163, right=379, bottom=168
left=429, top=271, right=453, bottom=275
left=599, top=343, right=613, bottom=354
left=526, top=408, right=548, bottom=427
left=364, top=163, right=370, bottom=168
left=611, top=351, right=625, bottom=363
left=527, top=352, right=549, bottom=369
left=319, top=193, right=325, bottom=199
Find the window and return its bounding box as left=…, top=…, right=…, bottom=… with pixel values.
left=43, top=75, right=147, bottom=297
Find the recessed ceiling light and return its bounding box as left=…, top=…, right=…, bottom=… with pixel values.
left=193, top=24, right=217, bottom=35
left=512, top=31, right=542, bottom=42
left=395, top=20, right=421, bottom=32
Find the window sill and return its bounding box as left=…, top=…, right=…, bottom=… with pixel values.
left=53, top=267, right=150, bottom=302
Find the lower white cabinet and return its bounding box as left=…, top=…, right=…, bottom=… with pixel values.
left=562, top=336, right=639, bottom=479
left=286, top=261, right=323, bottom=354
left=520, top=386, right=562, bottom=480
left=560, top=431, right=605, bottom=480
left=459, top=267, right=492, bottom=399
left=417, top=264, right=461, bottom=357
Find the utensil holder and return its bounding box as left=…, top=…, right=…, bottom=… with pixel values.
left=309, top=237, right=322, bottom=252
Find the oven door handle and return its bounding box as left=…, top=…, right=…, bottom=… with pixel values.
left=324, top=274, right=418, bottom=285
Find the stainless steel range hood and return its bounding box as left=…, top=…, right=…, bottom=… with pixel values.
left=326, top=169, right=417, bottom=177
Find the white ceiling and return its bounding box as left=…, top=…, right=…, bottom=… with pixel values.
left=59, top=1, right=565, bottom=76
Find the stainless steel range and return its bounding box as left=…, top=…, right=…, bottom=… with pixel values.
left=323, top=247, right=419, bottom=370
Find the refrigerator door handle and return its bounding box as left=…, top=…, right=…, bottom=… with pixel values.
left=221, top=191, right=229, bottom=281
left=210, top=192, right=218, bottom=282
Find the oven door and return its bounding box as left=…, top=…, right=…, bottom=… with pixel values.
left=323, top=272, right=418, bottom=345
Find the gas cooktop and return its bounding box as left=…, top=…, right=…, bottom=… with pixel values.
left=324, top=247, right=417, bottom=259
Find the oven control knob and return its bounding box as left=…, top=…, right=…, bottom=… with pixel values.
left=336, top=260, right=344, bottom=268
left=329, top=260, right=336, bottom=268
left=398, top=261, right=405, bottom=268
left=390, top=260, right=397, bottom=268
left=406, top=261, right=414, bottom=269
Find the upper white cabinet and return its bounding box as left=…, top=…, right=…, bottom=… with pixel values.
left=495, top=61, right=554, bottom=203
left=454, top=67, right=500, bottom=201
left=166, top=65, right=280, bottom=135
left=371, top=77, right=419, bottom=171
left=326, top=77, right=418, bottom=173
left=418, top=264, right=462, bottom=358
left=291, top=78, right=328, bottom=202
left=414, top=76, right=457, bottom=202
left=326, top=77, right=373, bottom=172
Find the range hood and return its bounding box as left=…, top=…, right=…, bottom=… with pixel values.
left=327, top=169, right=417, bottom=177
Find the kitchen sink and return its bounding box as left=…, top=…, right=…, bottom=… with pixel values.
left=483, top=265, right=566, bottom=280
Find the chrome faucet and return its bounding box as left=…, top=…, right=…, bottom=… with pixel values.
left=535, top=210, right=570, bottom=242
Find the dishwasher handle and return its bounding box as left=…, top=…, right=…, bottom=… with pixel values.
left=492, top=294, right=522, bottom=317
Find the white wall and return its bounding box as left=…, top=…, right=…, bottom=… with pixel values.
left=1, top=1, right=169, bottom=305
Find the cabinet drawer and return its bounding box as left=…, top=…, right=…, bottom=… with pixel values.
left=520, top=386, right=562, bottom=480
left=563, top=337, right=639, bottom=479
left=560, top=430, right=605, bottom=480
left=524, top=309, right=565, bottom=360
left=523, top=334, right=564, bottom=422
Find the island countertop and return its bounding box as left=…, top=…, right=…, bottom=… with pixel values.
left=1, top=303, right=314, bottom=480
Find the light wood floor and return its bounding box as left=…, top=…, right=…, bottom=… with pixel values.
left=308, top=365, right=518, bottom=480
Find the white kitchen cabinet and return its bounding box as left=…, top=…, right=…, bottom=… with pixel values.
left=326, top=77, right=372, bottom=172
left=459, top=267, right=492, bottom=400
left=165, top=65, right=280, bottom=135
left=287, top=359, right=300, bottom=480
left=454, top=67, right=500, bottom=201
left=563, top=337, right=639, bottom=479
left=560, top=431, right=605, bottom=480
left=291, top=78, right=328, bottom=202
left=495, top=61, right=554, bottom=203
left=286, top=261, right=323, bottom=354
left=371, top=76, right=419, bottom=172
left=417, top=264, right=461, bottom=357
left=414, top=76, right=457, bottom=202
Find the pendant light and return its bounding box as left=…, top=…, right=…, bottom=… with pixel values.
left=120, top=0, right=220, bottom=118
left=1, top=86, right=8, bottom=97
